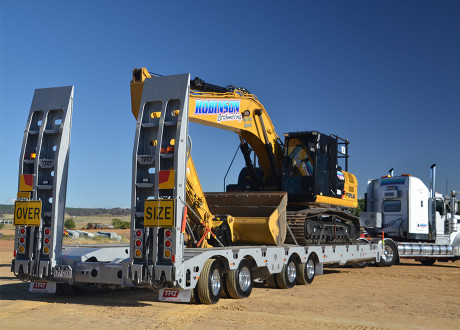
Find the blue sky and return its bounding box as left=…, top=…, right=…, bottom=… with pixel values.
left=1, top=1, right=459, bottom=208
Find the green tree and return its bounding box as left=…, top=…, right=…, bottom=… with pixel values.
left=112, top=218, right=130, bottom=229
left=64, top=217, right=76, bottom=229
left=351, top=198, right=365, bottom=217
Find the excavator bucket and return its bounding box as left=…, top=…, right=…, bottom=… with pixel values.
left=205, top=192, right=287, bottom=246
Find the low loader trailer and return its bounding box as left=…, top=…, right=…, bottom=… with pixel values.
left=12, top=77, right=384, bottom=304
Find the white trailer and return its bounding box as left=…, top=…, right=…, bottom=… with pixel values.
left=12, top=79, right=384, bottom=304
left=360, top=165, right=460, bottom=266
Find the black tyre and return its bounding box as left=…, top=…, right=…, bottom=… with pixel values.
left=226, top=259, right=253, bottom=299
left=59, top=283, right=86, bottom=296
left=353, top=239, right=370, bottom=268
left=378, top=239, right=398, bottom=267
left=197, top=259, right=222, bottom=304
left=297, top=255, right=316, bottom=285
left=419, top=259, right=436, bottom=266
left=265, top=274, right=279, bottom=288
left=352, top=261, right=369, bottom=268
left=220, top=273, right=230, bottom=298
left=276, top=255, right=297, bottom=289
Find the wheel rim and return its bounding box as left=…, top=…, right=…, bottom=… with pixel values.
left=211, top=268, right=221, bottom=296
left=306, top=259, right=315, bottom=279
left=287, top=261, right=296, bottom=283
left=238, top=266, right=251, bottom=292
left=382, top=245, right=394, bottom=262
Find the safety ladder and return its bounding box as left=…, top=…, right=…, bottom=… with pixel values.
left=13, top=86, right=73, bottom=280
left=130, top=75, right=190, bottom=283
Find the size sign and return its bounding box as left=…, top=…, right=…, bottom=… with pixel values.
left=14, top=200, right=42, bottom=226
left=144, top=199, right=175, bottom=228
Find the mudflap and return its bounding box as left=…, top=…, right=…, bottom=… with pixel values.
left=29, top=280, right=57, bottom=293
left=158, top=288, right=192, bottom=303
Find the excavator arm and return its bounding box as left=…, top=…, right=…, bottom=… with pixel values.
left=188, top=86, right=283, bottom=190
left=130, top=68, right=358, bottom=248
left=130, top=68, right=286, bottom=248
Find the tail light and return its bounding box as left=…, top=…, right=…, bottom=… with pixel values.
left=43, top=227, right=51, bottom=254
left=134, top=229, right=143, bottom=259
left=17, top=227, right=26, bottom=255
left=164, top=229, right=172, bottom=259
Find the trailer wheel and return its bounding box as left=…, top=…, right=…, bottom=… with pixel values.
left=352, top=261, right=369, bottom=268
left=297, top=255, right=316, bottom=285
left=197, top=259, right=222, bottom=304
left=378, top=239, right=398, bottom=267
left=419, top=259, right=436, bottom=266
left=59, top=283, right=86, bottom=296
left=276, top=256, right=297, bottom=289
left=220, top=273, right=230, bottom=298
left=265, top=274, right=279, bottom=289
left=353, top=239, right=370, bottom=268
left=226, top=259, right=253, bottom=299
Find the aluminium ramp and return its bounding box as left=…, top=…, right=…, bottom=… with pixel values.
left=13, top=86, right=73, bottom=279
left=129, top=74, right=190, bottom=283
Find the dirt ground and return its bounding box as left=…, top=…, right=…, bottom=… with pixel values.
left=1, top=238, right=459, bottom=330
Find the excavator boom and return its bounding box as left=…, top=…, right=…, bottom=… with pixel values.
left=130, top=68, right=359, bottom=248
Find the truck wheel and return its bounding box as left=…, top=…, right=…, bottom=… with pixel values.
left=226, top=259, right=253, bottom=299
left=197, top=259, right=222, bottom=304
left=276, top=255, right=297, bottom=289
left=378, top=239, right=398, bottom=267
left=419, top=259, right=436, bottom=266
left=297, top=255, right=316, bottom=285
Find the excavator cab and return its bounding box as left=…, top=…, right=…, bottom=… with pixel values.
left=282, top=131, right=353, bottom=207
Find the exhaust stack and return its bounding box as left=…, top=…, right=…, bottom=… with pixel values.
left=430, top=164, right=436, bottom=199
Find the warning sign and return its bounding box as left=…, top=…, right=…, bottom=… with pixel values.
left=14, top=200, right=42, bottom=226
left=144, top=199, right=175, bottom=228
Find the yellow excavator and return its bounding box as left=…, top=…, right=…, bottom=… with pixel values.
left=131, top=68, right=358, bottom=248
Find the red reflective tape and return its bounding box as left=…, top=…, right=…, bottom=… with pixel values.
left=181, top=206, right=187, bottom=233
left=158, top=170, right=170, bottom=184
left=23, top=174, right=33, bottom=187
left=172, top=255, right=175, bottom=263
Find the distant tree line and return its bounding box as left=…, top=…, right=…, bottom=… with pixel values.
left=0, top=204, right=130, bottom=217
left=66, top=207, right=130, bottom=217
left=2, top=200, right=460, bottom=218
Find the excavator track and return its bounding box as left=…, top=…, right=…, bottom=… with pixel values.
left=285, top=208, right=360, bottom=245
